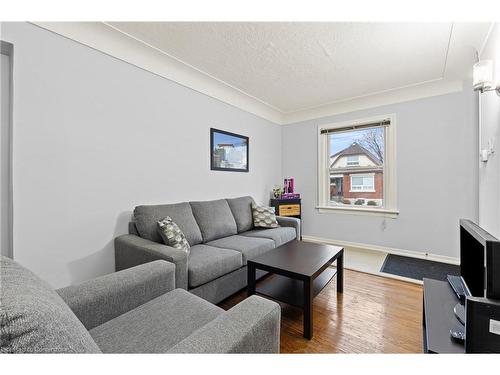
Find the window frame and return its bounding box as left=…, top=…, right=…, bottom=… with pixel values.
left=317, top=114, right=398, bottom=217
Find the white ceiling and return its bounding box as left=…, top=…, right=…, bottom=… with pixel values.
left=106, top=22, right=488, bottom=112
left=34, top=22, right=493, bottom=123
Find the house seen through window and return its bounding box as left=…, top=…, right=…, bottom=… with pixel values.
left=326, top=125, right=385, bottom=208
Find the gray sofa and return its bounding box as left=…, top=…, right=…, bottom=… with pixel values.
left=0, top=256, right=281, bottom=353
left=115, top=196, right=301, bottom=304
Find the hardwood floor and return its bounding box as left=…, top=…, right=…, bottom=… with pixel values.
left=219, top=268, right=423, bottom=353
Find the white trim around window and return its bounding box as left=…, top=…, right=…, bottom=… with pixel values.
left=317, top=114, right=398, bottom=217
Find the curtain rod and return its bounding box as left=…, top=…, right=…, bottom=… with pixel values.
left=320, top=119, right=390, bottom=134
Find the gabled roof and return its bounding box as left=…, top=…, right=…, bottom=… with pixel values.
left=330, top=142, right=382, bottom=166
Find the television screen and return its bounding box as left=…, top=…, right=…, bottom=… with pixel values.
left=460, top=219, right=500, bottom=299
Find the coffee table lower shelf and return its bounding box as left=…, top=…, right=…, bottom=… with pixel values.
left=255, top=266, right=338, bottom=308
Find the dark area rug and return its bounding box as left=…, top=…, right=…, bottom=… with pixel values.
left=380, top=254, right=460, bottom=281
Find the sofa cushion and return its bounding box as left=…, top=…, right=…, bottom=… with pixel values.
left=190, top=199, right=237, bottom=242
left=206, top=235, right=275, bottom=265
left=226, top=196, right=255, bottom=233
left=0, top=256, right=101, bottom=353
left=188, top=245, right=243, bottom=288
left=89, top=289, right=223, bottom=353
left=241, top=227, right=297, bottom=247
left=134, top=203, right=203, bottom=246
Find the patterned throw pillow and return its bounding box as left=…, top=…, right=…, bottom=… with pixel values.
left=157, top=216, right=190, bottom=253
left=252, top=205, right=279, bottom=229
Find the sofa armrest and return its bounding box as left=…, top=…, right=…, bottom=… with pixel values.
left=114, top=234, right=188, bottom=290
left=277, top=216, right=301, bottom=240
left=56, top=260, right=175, bottom=330
left=168, top=295, right=281, bottom=353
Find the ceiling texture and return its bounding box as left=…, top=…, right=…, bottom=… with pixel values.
left=35, top=22, right=493, bottom=124
left=106, top=22, right=455, bottom=112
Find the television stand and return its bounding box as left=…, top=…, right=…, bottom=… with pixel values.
left=422, top=278, right=465, bottom=353
left=453, top=303, right=465, bottom=325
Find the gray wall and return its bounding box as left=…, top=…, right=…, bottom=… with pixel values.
left=282, top=85, right=479, bottom=259
left=479, top=23, right=500, bottom=238
left=2, top=22, right=282, bottom=288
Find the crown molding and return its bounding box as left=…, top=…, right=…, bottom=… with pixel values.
left=31, top=22, right=467, bottom=126
left=282, top=79, right=464, bottom=124
left=478, top=22, right=496, bottom=57
left=32, top=22, right=285, bottom=124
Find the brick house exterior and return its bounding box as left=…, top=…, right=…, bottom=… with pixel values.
left=343, top=171, right=383, bottom=199
left=329, top=142, right=383, bottom=205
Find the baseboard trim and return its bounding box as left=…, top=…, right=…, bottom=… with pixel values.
left=302, top=235, right=460, bottom=265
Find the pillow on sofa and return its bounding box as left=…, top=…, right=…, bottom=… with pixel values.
left=252, top=205, right=279, bottom=229
left=157, top=217, right=191, bottom=253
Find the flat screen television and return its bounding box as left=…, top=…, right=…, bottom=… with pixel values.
left=460, top=219, right=500, bottom=299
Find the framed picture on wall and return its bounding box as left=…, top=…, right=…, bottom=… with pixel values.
left=210, top=128, right=249, bottom=172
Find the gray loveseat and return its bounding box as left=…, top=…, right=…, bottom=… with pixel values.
left=115, top=196, right=300, bottom=303
left=0, top=256, right=280, bottom=353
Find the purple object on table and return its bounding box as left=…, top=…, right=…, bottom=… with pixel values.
left=281, top=193, right=300, bottom=199
left=284, top=178, right=295, bottom=194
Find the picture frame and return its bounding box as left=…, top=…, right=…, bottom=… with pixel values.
left=210, top=128, right=249, bottom=172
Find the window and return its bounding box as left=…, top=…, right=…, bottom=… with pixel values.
left=350, top=174, right=374, bottom=192
left=346, top=155, right=359, bottom=166
left=317, top=115, right=397, bottom=216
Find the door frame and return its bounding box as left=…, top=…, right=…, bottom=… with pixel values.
left=1, top=40, right=13, bottom=258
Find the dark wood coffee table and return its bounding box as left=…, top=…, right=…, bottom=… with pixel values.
left=247, top=240, right=344, bottom=339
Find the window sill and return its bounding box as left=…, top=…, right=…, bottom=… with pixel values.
left=316, top=205, right=399, bottom=218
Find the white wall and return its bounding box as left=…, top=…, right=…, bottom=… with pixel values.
left=282, top=85, right=479, bottom=260
left=2, top=22, right=282, bottom=288
left=479, top=23, right=500, bottom=238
